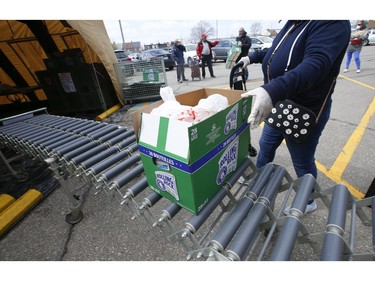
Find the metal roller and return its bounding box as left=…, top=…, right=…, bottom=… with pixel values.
left=77, top=122, right=107, bottom=136
left=85, top=125, right=118, bottom=140
left=52, top=137, right=91, bottom=156
left=86, top=149, right=133, bottom=176
left=162, top=203, right=182, bottom=220
left=124, top=177, right=149, bottom=199
left=321, top=184, right=349, bottom=261
left=99, top=154, right=140, bottom=183
left=140, top=192, right=163, bottom=209
left=50, top=118, right=81, bottom=130
left=96, top=128, right=128, bottom=143
left=225, top=166, right=286, bottom=261
left=68, top=121, right=101, bottom=135
left=62, top=121, right=97, bottom=134
left=105, top=132, right=134, bottom=147
left=183, top=158, right=255, bottom=235
left=269, top=174, right=316, bottom=261
left=226, top=158, right=252, bottom=187
left=56, top=119, right=91, bottom=132
left=26, top=129, right=65, bottom=144
left=109, top=163, right=144, bottom=189
left=210, top=163, right=275, bottom=252
left=185, top=188, right=228, bottom=234
left=115, top=136, right=137, bottom=150
left=45, top=117, right=78, bottom=129
left=63, top=142, right=100, bottom=161
left=43, top=134, right=79, bottom=151
left=5, top=124, right=49, bottom=140
left=79, top=147, right=118, bottom=170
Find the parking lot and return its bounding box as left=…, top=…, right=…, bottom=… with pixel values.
left=0, top=44, right=374, bottom=278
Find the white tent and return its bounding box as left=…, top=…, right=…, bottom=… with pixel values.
left=0, top=20, right=123, bottom=116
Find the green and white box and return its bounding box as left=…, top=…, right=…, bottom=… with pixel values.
left=132, top=88, right=252, bottom=214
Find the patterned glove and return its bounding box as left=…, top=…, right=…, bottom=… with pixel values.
left=241, top=87, right=273, bottom=128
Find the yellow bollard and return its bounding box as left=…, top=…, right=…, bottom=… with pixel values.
left=96, top=104, right=123, bottom=121
left=0, top=194, right=16, bottom=214
left=0, top=189, right=42, bottom=236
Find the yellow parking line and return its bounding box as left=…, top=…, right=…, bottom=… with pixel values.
left=318, top=78, right=375, bottom=199
left=339, top=74, right=375, bottom=90
left=224, top=76, right=374, bottom=199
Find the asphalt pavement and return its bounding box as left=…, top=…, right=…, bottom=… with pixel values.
left=1, top=46, right=374, bottom=279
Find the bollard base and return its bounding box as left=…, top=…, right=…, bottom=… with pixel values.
left=65, top=210, right=83, bottom=225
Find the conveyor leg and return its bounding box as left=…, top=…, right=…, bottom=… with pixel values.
left=45, top=156, right=83, bottom=224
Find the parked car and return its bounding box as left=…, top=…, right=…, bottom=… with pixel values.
left=184, top=44, right=199, bottom=67
left=256, top=36, right=274, bottom=50
left=140, top=48, right=175, bottom=70
left=114, top=50, right=134, bottom=76
left=364, top=29, right=375, bottom=45
left=128, top=52, right=141, bottom=61
left=114, top=49, right=131, bottom=62
left=211, top=39, right=237, bottom=62
left=251, top=36, right=273, bottom=51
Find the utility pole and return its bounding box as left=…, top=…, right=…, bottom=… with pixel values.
left=119, top=20, right=126, bottom=52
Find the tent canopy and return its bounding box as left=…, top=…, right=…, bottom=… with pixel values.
left=0, top=20, right=123, bottom=115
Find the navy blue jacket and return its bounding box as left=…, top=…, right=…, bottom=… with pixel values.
left=172, top=44, right=186, bottom=65
left=249, top=20, right=351, bottom=115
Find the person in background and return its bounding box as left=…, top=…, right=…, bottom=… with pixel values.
left=239, top=20, right=351, bottom=214
left=235, top=27, right=252, bottom=81
left=343, top=20, right=368, bottom=73
left=196, top=33, right=218, bottom=79
left=172, top=39, right=188, bottom=83
left=235, top=27, right=252, bottom=63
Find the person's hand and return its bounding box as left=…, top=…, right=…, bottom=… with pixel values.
left=241, top=87, right=273, bottom=128
left=238, top=56, right=250, bottom=68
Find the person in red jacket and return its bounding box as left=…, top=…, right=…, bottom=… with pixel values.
left=196, top=33, right=219, bottom=79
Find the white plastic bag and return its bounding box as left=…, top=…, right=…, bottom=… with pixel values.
left=196, top=94, right=228, bottom=113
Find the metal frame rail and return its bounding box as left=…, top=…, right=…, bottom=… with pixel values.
left=0, top=108, right=144, bottom=224
left=1, top=108, right=374, bottom=261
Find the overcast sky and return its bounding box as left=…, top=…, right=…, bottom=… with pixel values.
left=103, top=20, right=285, bottom=46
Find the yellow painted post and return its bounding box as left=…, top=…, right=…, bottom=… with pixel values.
left=0, top=194, right=16, bottom=214
left=0, top=189, right=42, bottom=236
left=96, top=104, right=123, bottom=121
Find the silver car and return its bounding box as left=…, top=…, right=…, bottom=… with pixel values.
left=211, top=39, right=237, bottom=62
left=364, top=29, right=375, bottom=45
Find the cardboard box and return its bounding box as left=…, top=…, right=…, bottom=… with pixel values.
left=132, top=88, right=252, bottom=214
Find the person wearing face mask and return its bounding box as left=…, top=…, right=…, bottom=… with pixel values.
left=343, top=20, right=368, bottom=73
left=238, top=20, right=351, bottom=214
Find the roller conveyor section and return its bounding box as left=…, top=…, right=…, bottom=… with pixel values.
left=52, top=137, right=92, bottom=156
left=85, top=149, right=135, bottom=177
left=269, top=174, right=316, bottom=261
left=320, top=184, right=349, bottom=261
left=43, top=134, right=83, bottom=152
left=96, top=128, right=128, bottom=143
left=46, top=118, right=81, bottom=130
left=104, top=130, right=134, bottom=147
left=225, top=166, right=286, bottom=261
left=182, top=158, right=253, bottom=237
left=63, top=142, right=101, bottom=162
left=99, top=154, right=141, bottom=183
left=79, top=146, right=119, bottom=171
left=61, top=120, right=99, bottom=133
left=209, top=163, right=275, bottom=253
left=67, top=121, right=102, bottom=135
left=2, top=109, right=374, bottom=261
left=75, top=122, right=107, bottom=136
left=109, top=163, right=144, bottom=190
left=123, top=177, right=149, bottom=201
